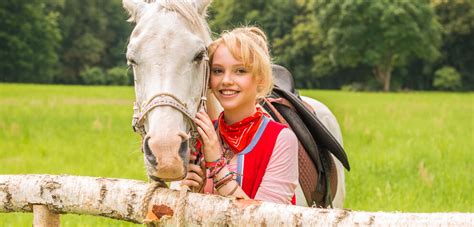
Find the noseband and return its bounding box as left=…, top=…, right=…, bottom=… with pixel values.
left=131, top=51, right=210, bottom=144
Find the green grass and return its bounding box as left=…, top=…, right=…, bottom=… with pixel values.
left=0, top=84, right=473, bottom=225
left=300, top=89, right=473, bottom=212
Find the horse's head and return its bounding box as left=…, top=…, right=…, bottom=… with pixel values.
left=123, top=0, right=212, bottom=181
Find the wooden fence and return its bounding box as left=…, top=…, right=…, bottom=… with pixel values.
left=1, top=174, right=472, bottom=226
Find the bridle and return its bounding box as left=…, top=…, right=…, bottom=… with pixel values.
left=131, top=51, right=210, bottom=150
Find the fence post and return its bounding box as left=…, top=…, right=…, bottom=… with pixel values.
left=33, top=205, right=60, bottom=227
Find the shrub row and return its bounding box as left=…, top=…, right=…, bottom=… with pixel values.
left=80, top=66, right=132, bottom=86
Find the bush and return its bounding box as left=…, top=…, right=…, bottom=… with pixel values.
left=433, top=66, right=461, bottom=91
left=341, top=82, right=365, bottom=92
left=80, top=66, right=106, bottom=85
left=106, top=66, right=129, bottom=85
left=340, top=80, right=380, bottom=92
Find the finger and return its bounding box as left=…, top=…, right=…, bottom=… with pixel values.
left=186, top=172, right=203, bottom=185
left=195, top=118, right=217, bottom=140
left=181, top=179, right=200, bottom=188
left=196, top=126, right=209, bottom=142
left=196, top=112, right=213, bottom=126
left=194, top=117, right=211, bottom=132
left=189, top=164, right=204, bottom=179
left=189, top=154, right=197, bottom=162
left=195, top=112, right=212, bottom=126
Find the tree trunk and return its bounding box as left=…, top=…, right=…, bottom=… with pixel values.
left=383, top=69, right=391, bottom=92
left=373, top=65, right=393, bottom=92
left=1, top=174, right=473, bottom=226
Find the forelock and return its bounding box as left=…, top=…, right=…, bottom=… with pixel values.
left=159, top=0, right=211, bottom=44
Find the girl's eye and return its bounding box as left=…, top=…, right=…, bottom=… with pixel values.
left=212, top=68, right=223, bottom=74
left=236, top=68, right=247, bottom=74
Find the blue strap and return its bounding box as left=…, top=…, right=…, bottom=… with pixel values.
left=236, top=117, right=270, bottom=184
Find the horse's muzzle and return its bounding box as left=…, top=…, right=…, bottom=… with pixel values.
left=143, top=134, right=189, bottom=181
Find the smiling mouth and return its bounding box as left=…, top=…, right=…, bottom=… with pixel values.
left=220, top=90, right=239, bottom=96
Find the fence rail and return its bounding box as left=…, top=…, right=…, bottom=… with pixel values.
left=1, top=174, right=472, bottom=226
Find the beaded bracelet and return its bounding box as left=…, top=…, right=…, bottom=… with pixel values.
left=213, top=171, right=236, bottom=184
left=215, top=172, right=236, bottom=190
left=208, top=164, right=226, bottom=179
left=205, top=156, right=226, bottom=168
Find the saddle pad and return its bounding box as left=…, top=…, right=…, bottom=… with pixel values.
left=272, top=87, right=350, bottom=171
left=261, top=98, right=337, bottom=207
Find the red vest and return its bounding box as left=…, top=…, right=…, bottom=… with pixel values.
left=211, top=117, right=295, bottom=204
left=235, top=117, right=295, bottom=204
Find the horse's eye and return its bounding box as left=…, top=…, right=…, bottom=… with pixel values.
left=193, top=50, right=205, bottom=63
left=127, top=58, right=137, bottom=67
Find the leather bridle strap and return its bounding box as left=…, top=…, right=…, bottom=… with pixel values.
left=132, top=93, right=194, bottom=136
left=131, top=51, right=210, bottom=138
left=197, top=51, right=210, bottom=112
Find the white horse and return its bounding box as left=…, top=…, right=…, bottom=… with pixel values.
left=123, top=0, right=346, bottom=208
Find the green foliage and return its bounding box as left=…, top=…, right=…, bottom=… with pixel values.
left=272, top=1, right=326, bottom=88
left=0, top=0, right=61, bottom=83
left=340, top=83, right=365, bottom=92
left=55, top=0, right=131, bottom=84
left=433, top=0, right=474, bottom=90
left=210, top=0, right=329, bottom=88
left=209, top=0, right=299, bottom=41
left=106, top=66, right=130, bottom=86
left=0, top=0, right=130, bottom=84
left=315, top=0, right=442, bottom=91
left=80, top=66, right=106, bottom=85
left=433, top=66, right=461, bottom=91
left=1, top=0, right=473, bottom=91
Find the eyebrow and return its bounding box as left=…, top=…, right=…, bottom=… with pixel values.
left=211, top=63, right=246, bottom=68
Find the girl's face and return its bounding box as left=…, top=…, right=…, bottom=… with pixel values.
left=210, top=45, right=259, bottom=114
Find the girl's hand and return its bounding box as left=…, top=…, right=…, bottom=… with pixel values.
left=194, top=110, right=221, bottom=162
left=181, top=153, right=206, bottom=190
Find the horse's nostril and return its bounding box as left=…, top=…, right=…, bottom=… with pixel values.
left=144, top=137, right=158, bottom=166
left=178, top=139, right=189, bottom=163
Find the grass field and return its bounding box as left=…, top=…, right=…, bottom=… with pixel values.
left=1, top=83, right=472, bottom=225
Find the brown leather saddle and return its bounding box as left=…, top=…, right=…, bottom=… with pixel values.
left=260, top=64, right=350, bottom=207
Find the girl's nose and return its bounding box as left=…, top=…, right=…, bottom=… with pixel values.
left=222, top=72, right=233, bottom=85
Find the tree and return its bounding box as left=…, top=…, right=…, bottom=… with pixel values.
left=209, top=0, right=325, bottom=88
left=55, top=0, right=106, bottom=83
left=209, top=0, right=296, bottom=41
left=432, top=0, right=474, bottom=90
left=0, top=0, right=61, bottom=83
left=272, top=0, right=340, bottom=88
left=55, top=0, right=131, bottom=84
left=315, top=0, right=442, bottom=91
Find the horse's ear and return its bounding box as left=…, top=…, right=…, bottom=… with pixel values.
left=195, top=0, right=212, bottom=16
left=123, top=0, right=146, bottom=22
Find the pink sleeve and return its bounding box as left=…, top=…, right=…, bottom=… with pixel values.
left=254, top=128, right=299, bottom=204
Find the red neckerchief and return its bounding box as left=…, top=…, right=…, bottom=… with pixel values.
left=218, top=108, right=265, bottom=154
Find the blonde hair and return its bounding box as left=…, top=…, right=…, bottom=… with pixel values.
left=208, top=26, right=273, bottom=98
